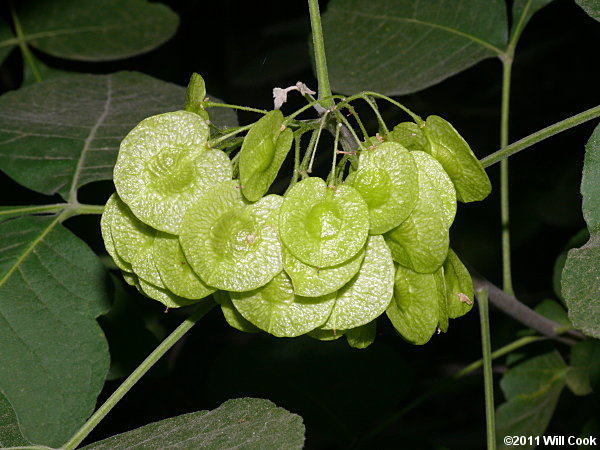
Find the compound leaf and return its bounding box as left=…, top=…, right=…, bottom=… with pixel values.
left=322, top=0, right=507, bottom=95
left=0, top=72, right=235, bottom=200
left=496, top=351, right=568, bottom=449
left=510, top=1, right=555, bottom=42
left=0, top=215, right=110, bottom=447
left=16, top=0, right=178, bottom=61
left=581, top=123, right=600, bottom=232
left=575, top=0, right=600, bottom=21
left=82, top=398, right=305, bottom=450
left=0, top=391, right=30, bottom=448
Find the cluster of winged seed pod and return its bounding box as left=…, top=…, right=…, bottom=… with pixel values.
left=102, top=93, right=491, bottom=347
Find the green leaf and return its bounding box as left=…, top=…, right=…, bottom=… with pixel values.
left=82, top=398, right=305, bottom=449
left=0, top=72, right=235, bottom=200
left=282, top=243, right=365, bottom=297
left=496, top=351, right=568, bottom=450
left=0, top=215, right=110, bottom=447
left=322, top=0, right=507, bottom=95
left=114, top=111, right=231, bottom=234
left=346, top=320, right=377, bottom=349
left=0, top=391, right=30, bottom=448
left=279, top=177, right=369, bottom=268
left=16, top=0, right=178, bottom=61
left=0, top=204, right=65, bottom=223
left=562, top=230, right=600, bottom=339
left=566, top=339, right=600, bottom=396
left=581, top=123, right=600, bottom=232
left=240, top=110, right=293, bottom=202
left=534, top=299, right=572, bottom=330
left=575, top=0, right=600, bottom=21
left=443, top=249, right=475, bottom=319
left=0, top=18, right=16, bottom=66
left=386, top=265, right=447, bottom=345
left=231, top=271, right=336, bottom=337
left=510, top=1, right=555, bottom=42
left=346, top=142, right=418, bottom=234
left=181, top=185, right=283, bottom=292
left=552, top=228, right=589, bottom=302
left=423, top=115, right=491, bottom=202
left=322, top=235, right=394, bottom=330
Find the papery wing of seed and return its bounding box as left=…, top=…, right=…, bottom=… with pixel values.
left=423, top=115, right=491, bottom=203
left=389, top=122, right=430, bottom=152
left=348, top=141, right=418, bottom=234
left=114, top=111, right=232, bottom=233
left=240, top=110, right=293, bottom=201
left=110, top=194, right=164, bottom=288
left=230, top=271, right=336, bottom=337
left=213, top=290, right=261, bottom=333
left=282, top=243, right=365, bottom=297
left=153, top=231, right=215, bottom=300
left=386, top=265, right=447, bottom=345
left=136, top=278, right=200, bottom=309
left=345, top=320, right=377, bottom=349
left=101, top=193, right=132, bottom=272
left=443, top=248, right=475, bottom=319
left=180, top=181, right=282, bottom=292
left=321, top=235, right=394, bottom=330
left=279, top=177, right=369, bottom=268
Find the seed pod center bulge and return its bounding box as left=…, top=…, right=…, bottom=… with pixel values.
left=102, top=74, right=491, bottom=347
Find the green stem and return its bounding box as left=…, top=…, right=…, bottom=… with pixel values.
left=9, top=1, right=42, bottom=83
left=308, top=0, right=334, bottom=109
left=204, top=102, right=267, bottom=115
left=353, top=334, right=542, bottom=448
left=500, top=56, right=514, bottom=296
left=480, top=104, right=600, bottom=167
left=73, top=203, right=105, bottom=215
left=308, top=111, right=330, bottom=173
left=328, top=121, right=341, bottom=185
left=477, top=288, right=496, bottom=450
left=0, top=203, right=66, bottom=218
left=344, top=92, right=422, bottom=124
left=61, top=300, right=216, bottom=450
left=209, top=123, right=255, bottom=146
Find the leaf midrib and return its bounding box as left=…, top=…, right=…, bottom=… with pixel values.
left=68, top=76, right=113, bottom=202
left=333, top=9, right=505, bottom=56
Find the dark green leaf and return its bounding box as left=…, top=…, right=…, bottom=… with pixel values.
left=82, top=398, right=305, bottom=449
left=566, top=339, right=600, bottom=396
left=510, top=1, right=555, bottom=42
left=0, top=215, right=110, bottom=446
left=322, top=0, right=507, bottom=95
left=0, top=391, right=30, bottom=448
left=562, top=230, right=600, bottom=339
left=16, top=0, right=178, bottom=61
left=575, top=0, right=600, bottom=21
left=534, top=299, right=572, bottom=330
left=581, top=123, right=600, bottom=232
left=0, top=205, right=64, bottom=223
left=496, top=351, right=568, bottom=450
left=0, top=72, right=236, bottom=200
left=552, top=228, right=589, bottom=302
left=0, top=18, right=15, bottom=65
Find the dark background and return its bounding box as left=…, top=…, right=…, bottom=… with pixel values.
left=1, top=0, right=599, bottom=448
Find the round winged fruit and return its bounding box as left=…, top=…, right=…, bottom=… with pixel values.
left=321, top=235, right=394, bottom=331
left=239, top=110, right=293, bottom=202
left=101, top=193, right=132, bottom=273
left=180, top=181, right=283, bottom=292
left=422, top=115, right=492, bottom=203
left=389, top=121, right=430, bottom=153
left=386, top=264, right=448, bottom=345
left=384, top=151, right=455, bottom=273
left=279, top=177, right=369, bottom=268
left=152, top=231, right=215, bottom=300
left=230, top=271, right=336, bottom=337
left=114, top=110, right=232, bottom=234
left=346, top=141, right=419, bottom=234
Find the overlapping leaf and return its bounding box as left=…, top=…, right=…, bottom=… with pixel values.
left=82, top=398, right=305, bottom=449
left=9, top=0, right=178, bottom=61
left=322, top=0, right=507, bottom=95
left=0, top=216, right=110, bottom=447
left=0, top=72, right=237, bottom=201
